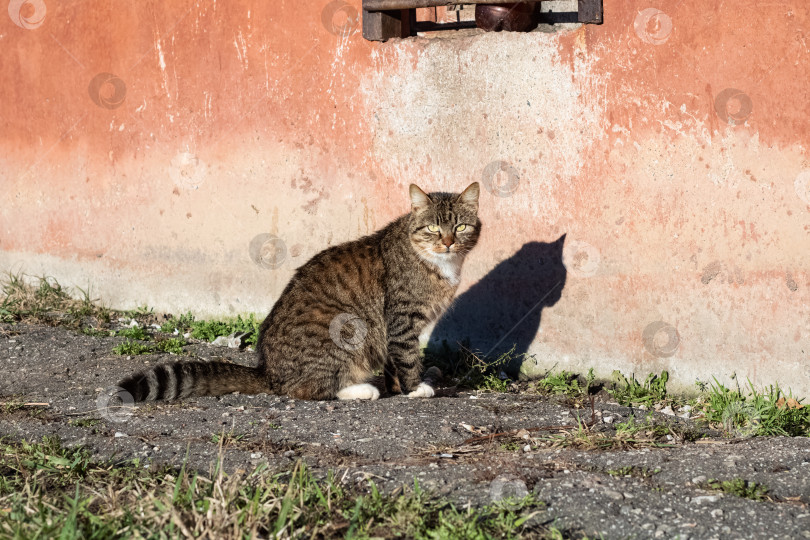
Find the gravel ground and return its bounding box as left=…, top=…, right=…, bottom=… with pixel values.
left=2, top=322, right=810, bottom=539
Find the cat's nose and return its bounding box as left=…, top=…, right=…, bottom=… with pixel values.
left=441, top=236, right=454, bottom=248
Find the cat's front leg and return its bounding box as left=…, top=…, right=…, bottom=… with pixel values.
left=386, top=313, right=433, bottom=398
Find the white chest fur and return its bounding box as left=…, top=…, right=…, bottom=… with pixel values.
left=421, top=252, right=463, bottom=286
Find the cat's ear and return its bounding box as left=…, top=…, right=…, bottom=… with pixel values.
left=409, top=184, right=431, bottom=212
left=457, top=182, right=480, bottom=210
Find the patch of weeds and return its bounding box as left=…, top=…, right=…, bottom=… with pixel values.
left=0, top=437, right=550, bottom=539
left=155, top=337, right=186, bottom=354
left=1, top=399, right=26, bottom=414
left=112, top=339, right=152, bottom=356
left=211, top=431, right=246, bottom=447
left=608, top=370, right=669, bottom=407
left=705, top=478, right=770, bottom=501
left=68, top=418, right=104, bottom=434
left=192, top=314, right=261, bottom=345
left=531, top=416, right=675, bottom=451
left=702, top=376, right=810, bottom=437
left=537, top=368, right=595, bottom=398
left=606, top=465, right=661, bottom=478
left=112, top=336, right=186, bottom=356
left=478, top=373, right=510, bottom=392
left=499, top=441, right=522, bottom=452
left=116, top=326, right=149, bottom=341
left=0, top=273, right=111, bottom=330
left=69, top=418, right=102, bottom=428
left=190, top=319, right=234, bottom=341
left=159, top=311, right=196, bottom=334
left=160, top=312, right=261, bottom=346
left=0, top=399, right=50, bottom=419
left=613, top=417, right=645, bottom=438
left=614, top=415, right=670, bottom=438
left=676, top=426, right=706, bottom=443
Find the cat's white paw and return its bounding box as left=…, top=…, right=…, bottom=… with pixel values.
left=336, top=383, right=380, bottom=401
left=407, top=383, right=435, bottom=398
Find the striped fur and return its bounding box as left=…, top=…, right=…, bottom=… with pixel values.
left=116, top=183, right=480, bottom=402
left=117, top=362, right=267, bottom=402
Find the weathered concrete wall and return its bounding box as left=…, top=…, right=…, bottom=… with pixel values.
left=2, top=1, right=808, bottom=392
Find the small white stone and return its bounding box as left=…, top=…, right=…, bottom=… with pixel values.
left=523, top=444, right=531, bottom=452
left=692, top=495, right=720, bottom=504
left=114, top=432, right=128, bottom=438
left=692, top=475, right=707, bottom=484
left=661, top=406, right=675, bottom=416
left=250, top=452, right=263, bottom=459
left=603, top=416, right=615, bottom=424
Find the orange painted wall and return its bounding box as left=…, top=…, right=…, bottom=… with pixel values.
left=2, top=1, right=808, bottom=392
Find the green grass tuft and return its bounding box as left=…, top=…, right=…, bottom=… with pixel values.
left=608, top=370, right=669, bottom=407
left=702, top=376, right=810, bottom=437
left=116, top=326, right=149, bottom=340
left=160, top=312, right=261, bottom=346
left=537, top=368, right=595, bottom=398
left=155, top=337, right=186, bottom=354
left=705, top=478, right=770, bottom=501
left=112, top=339, right=153, bottom=356
left=606, top=465, right=660, bottom=478
left=159, top=311, right=197, bottom=334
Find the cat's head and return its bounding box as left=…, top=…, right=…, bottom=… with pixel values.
left=408, top=182, right=481, bottom=259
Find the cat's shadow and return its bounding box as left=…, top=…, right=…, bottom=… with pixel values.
left=427, top=235, right=567, bottom=376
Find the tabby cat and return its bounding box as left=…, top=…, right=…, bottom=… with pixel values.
left=117, top=182, right=481, bottom=401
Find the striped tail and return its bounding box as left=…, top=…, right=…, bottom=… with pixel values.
left=117, top=361, right=267, bottom=402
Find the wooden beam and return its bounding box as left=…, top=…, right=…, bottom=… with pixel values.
left=363, top=9, right=408, bottom=41
left=577, top=0, right=602, bottom=24
left=364, top=0, right=539, bottom=11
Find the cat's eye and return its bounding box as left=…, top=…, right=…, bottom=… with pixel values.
left=427, top=225, right=439, bottom=233
left=455, top=224, right=467, bottom=232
